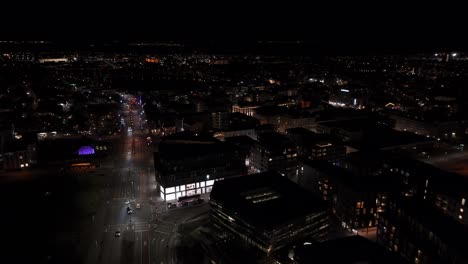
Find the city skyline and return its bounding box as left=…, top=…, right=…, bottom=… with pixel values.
left=1, top=30, right=468, bottom=263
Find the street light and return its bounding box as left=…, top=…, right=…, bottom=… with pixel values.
left=206, top=174, right=210, bottom=180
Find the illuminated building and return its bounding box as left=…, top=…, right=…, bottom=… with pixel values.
left=210, top=171, right=329, bottom=254
left=232, top=103, right=260, bottom=117
left=380, top=155, right=468, bottom=226
left=377, top=198, right=468, bottom=264
left=328, top=87, right=365, bottom=109
left=38, top=57, right=68, bottom=63
left=0, top=131, right=37, bottom=171
left=389, top=112, right=467, bottom=139
left=154, top=131, right=246, bottom=201
left=300, top=158, right=398, bottom=235
left=78, top=146, right=95, bottom=156
left=144, top=57, right=159, bottom=63
left=250, top=132, right=298, bottom=179
left=276, top=112, right=316, bottom=133
left=286, top=127, right=346, bottom=162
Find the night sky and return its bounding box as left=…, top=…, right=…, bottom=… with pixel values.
left=1, top=3, right=466, bottom=52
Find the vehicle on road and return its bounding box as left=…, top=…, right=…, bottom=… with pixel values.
left=115, top=231, right=121, bottom=237
left=127, top=207, right=133, bottom=214
left=167, top=203, right=177, bottom=209
left=125, top=200, right=130, bottom=205
left=177, top=194, right=204, bottom=206
left=136, top=203, right=140, bottom=209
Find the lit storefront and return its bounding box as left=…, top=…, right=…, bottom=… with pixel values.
left=159, top=179, right=217, bottom=201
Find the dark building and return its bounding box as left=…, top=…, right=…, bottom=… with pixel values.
left=224, top=136, right=256, bottom=173
left=291, top=235, right=408, bottom=264
left=316, top=117, right=435, bottom=153
left=389, top=111, right=467, bottom=140
left=380, top=155, right=468, bottom=226
left=212, top=112, right=260, bottom=140
left=210, top=171, right=329, bottom=254
left=154, top=131, right=247, bottom=201
left=250, top=132, right=298, bottom=179
left=211, top=111, right=230, bottom=130
left=377, top=198, right=468, bottom=264
left=286, top=127, right=346, bottom=162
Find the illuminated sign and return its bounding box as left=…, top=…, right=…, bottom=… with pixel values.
left=78, top=146, right=95, bottom=156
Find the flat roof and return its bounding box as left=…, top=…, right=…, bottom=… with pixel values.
left=293, top=235, right=408, bottom=264
left=301, top=158, right=399, bottom=192
left=224, top=135, right=256, bottom=145
left=158, top=131, right=236, bottom=160
left=286, top=127, right=342, bottom=146
left=210, top=171, right=327, bottom=231
left=356, top=128, right=434, bottom=150
left=257, top=132, right=295, bottom=153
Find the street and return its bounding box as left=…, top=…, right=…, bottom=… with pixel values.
left=84, top=93, right=210, bottom=264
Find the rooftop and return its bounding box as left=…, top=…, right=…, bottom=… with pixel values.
left=293, top=235, right=408, bottom=264
left=286, top=127, right=342, bottom=147
left=257, top=132, right=295, bottom=153
left=210, top=171, right=327, bottom=231
left=158, top=131, right=235, bottom=160
left=356, top=128, right=434, bottom=150
left=301, top=158, right=399, bottom=192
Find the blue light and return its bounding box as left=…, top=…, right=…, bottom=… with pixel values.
left=78, top=146, right=95, bottom=155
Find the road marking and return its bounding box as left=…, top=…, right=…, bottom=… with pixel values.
left=141, top=233, right=143, bottom=264
left=153, top=230, right=170, bottom=235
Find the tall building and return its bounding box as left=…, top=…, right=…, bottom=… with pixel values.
left=377, top=198, right=468, bottom=264
left=286, top=127, right=346, bottom=162
left=154, top=131, right=247, bottom=201
left=210, top=171, right=329, bottom=254
left=300, top=158, right=399, bottom=234
left=250, top=132, right=298, bottom=178
left=212, top=112, right=259, bottom=141
left=380, top=155, right=468, bottom=226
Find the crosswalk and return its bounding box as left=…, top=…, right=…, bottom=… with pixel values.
left=105, top=222, right=151, bottom=232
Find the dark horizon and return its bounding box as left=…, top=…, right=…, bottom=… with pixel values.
left=0, top=39, right=465, bottom=56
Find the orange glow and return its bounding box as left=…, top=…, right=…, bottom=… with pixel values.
left=145, top=57, right=159, bottom=63
left=71, top=163, right=91, bottom=167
